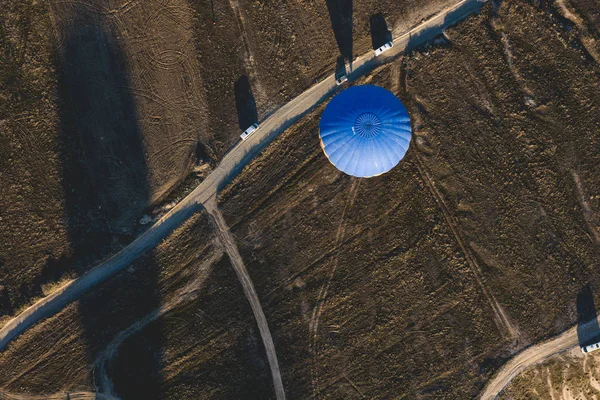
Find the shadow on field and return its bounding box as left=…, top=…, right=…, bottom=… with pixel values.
left=234, top=75, right=258, bottom=131
left=56, top=21, right=164, bottom=399
left=404, top=0, right=486, bottom=53
left=370, top=13, right=392, bottom=50
left=576, top=284, right=600, bottom=347
left=0, top=282, right=12, bottom=317
left=325, top=0, right=353, bottom=65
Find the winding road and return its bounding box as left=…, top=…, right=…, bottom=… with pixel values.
left=0, top=0, right=488, bottom=397
left=480, top=316, right=600, bottom=399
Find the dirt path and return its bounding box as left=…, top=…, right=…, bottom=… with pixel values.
left=309, top=178, right=361, bottom=397
left=204, top=198, right=286, bottom=400
left=93, top=246, right=222, bottom=396
left=0, top=0, right=488, bottom=355
left=226, top=0, right=268, bottom=106
left=416, top=157, right=519, bottom=341
left=479, top=316, right=600, bottom=400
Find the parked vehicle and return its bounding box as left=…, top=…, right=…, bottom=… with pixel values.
left=582, top=342, right=600, bottom=353
left=240, top=123, right=259, bottom=140
left=335, top=75, right=348, bottom=85
left=374, top=41, right=393, bottom=56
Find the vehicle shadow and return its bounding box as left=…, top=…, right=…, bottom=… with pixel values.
left=370, top=13, right=392, bottom=50
left=577, top=284, right=600, bottom=347
left=0, top=280, right=12, bottom=317
left=234, top=75, right=258, bottom=131
left=334, top=55, right=347, bottom=80
left=325, top=0, right=353, bottom=66
left=56, top=18, right=164, bottom=399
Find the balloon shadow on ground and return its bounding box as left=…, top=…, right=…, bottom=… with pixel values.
left=56, top=18, right=164, bottom=399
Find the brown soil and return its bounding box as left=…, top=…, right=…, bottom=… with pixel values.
left=0, top=0, right=209, bottom=319
left=0, top=0, right=456, bottom=321
left=236, top=0, right=456, bottom=106
left=0, top=212, right=216, bottom=394
left=499, top=349, right=600, bottom=400
left=0, top=0, right=70, bottom=322
left=215, top=1, right=600, bottom=398
left=1, top=0, right=600, bottom=399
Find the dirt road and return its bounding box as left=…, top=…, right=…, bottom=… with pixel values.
left=0, top=0, right=487, bottom=354
left=480, top=316, right=600, bottom=399
left=204, top=198, right=286, bottom=400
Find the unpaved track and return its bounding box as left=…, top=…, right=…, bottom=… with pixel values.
left=416, top=157, right=518, bottom=340
left=309, top=178, right=361, bottom=396
left=92, top=246, right=222, bottom=397
left=0, top=0, right=488, bottom=357
left=480, top=316, right=600, bottom=400
left=204, top=198, right=286, bottom=400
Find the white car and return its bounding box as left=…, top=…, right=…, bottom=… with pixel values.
left=240, top=123, right=259, bottom=140
left=374, top=41, right=393, bottom=56
left=335, top=75, right=348, bottom=85
left=582, top=342, right=600, bottom=353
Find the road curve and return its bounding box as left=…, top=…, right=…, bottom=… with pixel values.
left=0, top=0, right=487, bottom=356
left=480, top=316, right=600, bottom=400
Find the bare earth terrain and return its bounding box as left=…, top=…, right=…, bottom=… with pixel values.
left=499, top=347, right=600, bottom=400
left=0, top=0, right=456, bottom=326
left=0, top=0, right=600, bottom=399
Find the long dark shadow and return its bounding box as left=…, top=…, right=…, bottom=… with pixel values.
left=56, top=15, right=164, bottom=399
left=369, top=13, right=392, bottom=50
left=577, top=284, right=600, bottom=347
left=0, top=277, right=11, bottom=318
left=325, top=0, right=353, bottom=65
left=234, top=75, right=259, bottom=131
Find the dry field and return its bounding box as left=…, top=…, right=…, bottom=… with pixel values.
left=215, top=0, right=600, bottom=398
left=0, top=0, right=70, bottom=323
left=0, top=0, right=209, bottom=322
left=557, top=0, right=600, bottom=62
left=0, top=0, right=456, bottom=325
left=0, top=0, right=599, bottom=399
left=232, top=0, right=457, bottom=108
left=500, top=349, right=600, bottom=400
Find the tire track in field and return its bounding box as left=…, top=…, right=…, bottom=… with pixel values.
left=227, top=0, right=269, bottom=107
left=416, top=156, right=519, bottom=341
left=93, top=246, right=222, bottom=397
left=309, top=178, right=361, bottom=398
left=571, top=170, right=600, bottom=244
left=204, top=197, right=286, bottom=400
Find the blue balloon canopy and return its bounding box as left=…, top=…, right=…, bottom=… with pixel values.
left=319, top=85, right=412, bottom=178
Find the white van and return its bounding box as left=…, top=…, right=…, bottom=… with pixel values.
left=582, top=342, right=600, bottom=353
left=240, top=123, right=259, bottom=140
left=374, top=41, right=393, bottom=56
left=335, top=75, right=348, bottom=86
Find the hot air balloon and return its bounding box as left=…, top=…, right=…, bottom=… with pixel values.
left=319, top=85, right=412, bottom=178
